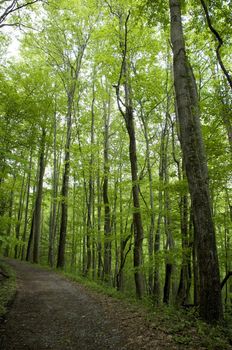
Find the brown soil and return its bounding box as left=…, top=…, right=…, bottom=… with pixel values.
left=0, top=259, right=188, bottom=349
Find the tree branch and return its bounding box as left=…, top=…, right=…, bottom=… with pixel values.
left=221, top=271, right=232, bottom=290
left=200, top=0, right=232, bottom=90
left=0, top=0, right=44, bottom=28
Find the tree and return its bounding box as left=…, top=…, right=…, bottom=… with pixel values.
left=114, top=8, right=144, bottom=299
left=169, top=0, right=223, bottom=322
left=1, top=0, right=232, bottom=328
left=32, top=127, right=46, bottom=263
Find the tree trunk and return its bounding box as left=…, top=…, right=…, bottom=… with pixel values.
left=153, top=150, right=163, bottom=303
left=26, top=210, right=34, bottom=261
left=71, top=180, right=77, bottom=271
left=97, top=156, right=102, bottom=279
left=103, top=97, right=111, bottom=281
left=169, top=116, right=192, bottom=305
left=126, top=109, right=144, bottom=298
left=57, top=40, right=86, bottom=269
left=163, top=126, right=174, bottom=304
left=140, top=113, right=155, bottom=295
left=21, top=150, right=32, bottom=260
left=33, top=128, right=46, bottom=263
left=57, top=94, right=72, bottom=269
left=4, top=176, right=16, bottom=257
left=48, top=110, right=58, bottom=267
left=116, top=12, right=144, bottom=298
left=117, top=151, right=125, bottom=291
left=163, top=264, right=172, bottom=304
left=219, top=88, right=232, bottom=155
left=84, top=83, right=95, bottom=276
left=169, top=0, right=223, bottom=322
left=176, top=193, right=191, bottom=305
left=14, top=172, right=26, bottom=258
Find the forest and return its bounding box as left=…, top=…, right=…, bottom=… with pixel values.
left=0, top=0, right=231, bottom=328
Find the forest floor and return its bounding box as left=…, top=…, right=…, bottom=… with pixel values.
left=0, top=259, right=229, bottom=350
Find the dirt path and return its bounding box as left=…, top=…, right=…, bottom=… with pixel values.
left=0, top=259, right=181, bottom=350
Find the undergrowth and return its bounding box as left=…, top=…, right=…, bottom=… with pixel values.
left=146, top=304, right=232, bottom=349
left=0, top=260, right=16, bottom=318
left=60, top=270, right=232, bottom=350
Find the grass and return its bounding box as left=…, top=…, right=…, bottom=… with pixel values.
left=145, top=303, right=232, bottom=349
left=0, top=259, right=16, bottom=318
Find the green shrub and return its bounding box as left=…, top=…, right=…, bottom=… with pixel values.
left=0, top=259, right=16, bottom=318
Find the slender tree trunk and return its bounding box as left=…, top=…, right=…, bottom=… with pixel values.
left=126, top=109, right=144, bottom=298
left=26, top=211, right=34, bottom=261
left=103, top=97, right=111, bottom=281
left=14, top=172, right=26, bottom=258
left=0, top=156, right=7, bottom=218
left=84, top=83, right=95, bottom=276
left=116, top=12, right=144, bottom=298
left=48, top=110, right=58, bottom=267
left=163, top=124, right=174, bottom=304
left=218, top=87, right=232, bottom=155
left=57, top=94, right=72, bottom=269
left=140, top=113, right=155, bottom=294
left=153, top=188, right=162, bottom=303
left=21, top=150, right=32, bottom=260
left=71, top=179, right=77, bottom=271
left=97, top=155, right=102, bottom=278
left=4, top=176, right=16, bottom=257
left=113, top=179, right=119, bottom=288
left=117, top=153, right=125, bottom=291
left=57, top=40, right=87, bottom=269
left=85, top=169, right=93, bottom=276
left=169, top=116, right=192, bottom=305
left=153, top=138, right=165, bottom=303
left=169, top=0, right=223, bottom=322
left=33, top=128, right=46, bottom=263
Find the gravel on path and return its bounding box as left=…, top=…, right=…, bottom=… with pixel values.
left=0, top=259, right=181, bottom=350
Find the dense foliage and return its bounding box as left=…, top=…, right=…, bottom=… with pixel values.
left=0, top=0, right=231, bottom=324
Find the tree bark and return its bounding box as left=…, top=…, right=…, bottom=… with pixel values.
left=176, top=194, right=191, bottom=305
left=117, top=149, right=126, bottom=291
left=169, top=116, right=192, bottom=305
left=169, top=0, right=223, bottom=322
left=126, top=108, right=144, bottom=298
left=14, top=172, right=26, bottom=258
left=57, top=94, right=72, bottom=269
left=116, top=11, right=144, bottom=298
left=57, top=36, right=87, bottom=269
left=140, top=111, right=155, bottom=295
left=32, top=128, right=46, bottom=263
left=103, top=96, right=111, bottom=281
left=162, top=119, right=174, bottom=304
left=97, top=155, right=102, bottom=279
left=48, top=110, right=58, bottom=267
left=21, top=150, right=32, bottom=260
left=4, top=176, right=16, bottom=257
